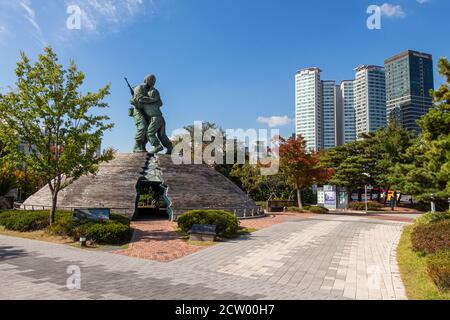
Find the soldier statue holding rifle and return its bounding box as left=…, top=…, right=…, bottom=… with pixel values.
left=125, top=74, right=173, bottom=154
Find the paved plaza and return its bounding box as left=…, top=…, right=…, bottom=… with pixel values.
left=0, top=214, right=409, bottom=300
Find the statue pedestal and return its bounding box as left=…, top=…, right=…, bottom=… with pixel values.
left=23, top=153, right=260, bottom=221
left=156, top=155, right=259, bottom=220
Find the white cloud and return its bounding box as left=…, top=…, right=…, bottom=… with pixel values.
left=380, top=3, right=406, bottom=18
left=17, top=0, right=47, bottom=45
left=416, top=0, right=430, bottom=4
left=67, top=0, right=149, bottom=32
left=257, top=116, right=292, bottom=128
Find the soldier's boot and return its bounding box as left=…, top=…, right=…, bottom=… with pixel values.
left=133, top=141, right=147, bottom=153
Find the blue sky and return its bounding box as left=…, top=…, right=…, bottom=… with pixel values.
left=0, top=0, right=449, bottom=152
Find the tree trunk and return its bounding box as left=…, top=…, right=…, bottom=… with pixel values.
left=50, top=192, right=58, bottom=225
left=297, top=188, right=303, bottom=210
left=377, top=187, right=381, bottom=202
left=358, top=192, right=362, bottom=202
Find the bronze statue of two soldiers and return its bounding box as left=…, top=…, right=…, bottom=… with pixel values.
left=128, top=74, right=173, bottom=154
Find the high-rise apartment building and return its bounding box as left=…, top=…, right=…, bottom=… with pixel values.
left=322, top=80, right=337, bottom=149
left=295, top=68, right=323, bottom=151
left=385, top=50, right=434, bottom=133
left=340, top=80, right=356, bottom=144
left=354, top=65, right=386, bottom=138
left=295, top=68, right=340, bottom=151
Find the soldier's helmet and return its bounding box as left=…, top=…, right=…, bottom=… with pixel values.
left=144, top=74, right=156, bottom=87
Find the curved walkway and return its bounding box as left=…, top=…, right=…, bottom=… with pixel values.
left=0, top=215, right=408, bottom=300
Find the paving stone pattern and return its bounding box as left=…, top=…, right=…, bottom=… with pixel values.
left=0, top=215, right=407, bottom=300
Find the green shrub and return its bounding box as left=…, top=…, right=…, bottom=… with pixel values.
left=427, top=250, right=450, bottom=291
left=0, top=210, right=131, bottom=244
left=0, top=210, right=49, bottom=231
left=349, top=201, right=383, bottom=211
left=308, top=206, right=329, bottom=214
left=49, top=213, right=131, bottom=244
left=412, top=220, right=450, bottom=254
left=71, top=221, right=130, bottom=244
left=288, top=207, right=306, bottom=213
left=416, top=211, right=450, bottom=226
left=177, top=210, right=239, bottom=238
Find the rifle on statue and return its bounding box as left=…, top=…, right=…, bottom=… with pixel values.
left=124, top=77, right=135, bottom=117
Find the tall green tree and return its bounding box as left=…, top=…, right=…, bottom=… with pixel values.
left=365, top=122, right=415, bottom=199
left=0, top=47, right=114, bottom=224
left=395, top=58, right=450, bottom=202
left=321, top=123, right=415, bottom=202
left=320, top=139, right=374, bottom=200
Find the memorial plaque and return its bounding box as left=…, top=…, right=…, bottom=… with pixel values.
left=73, top=208, right=111, bottom=221
left=189, top=224, right=217, bottom=235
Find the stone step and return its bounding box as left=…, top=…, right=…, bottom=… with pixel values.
left=156, top=155, right=259, bottom=220
left=22, top=153, right=149, bottom=218
left=22, top=153, right=260, bottom=221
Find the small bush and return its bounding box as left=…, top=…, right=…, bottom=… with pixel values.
left=412, top=220, right=450, bottom=254
left=415, top=211, right=450, bottom=226
left=71, top=221, right=130, bottom=244
left=287, top=207, right=306, bottom=213
left=0, top=210, right=49, bottom=231
left=349, top=201, right=383, bottom=211
left=177, top=210, right=239, bottom=238
left=49, top=213, right=131, bottom=244
left=427, top=250, right=450, bottom=291
left=308, top=206, right=329, bottom=214
left=0, top=210, right=131, bottom=244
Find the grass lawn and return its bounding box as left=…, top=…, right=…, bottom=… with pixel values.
left=397, top=225, right=450, bottom=300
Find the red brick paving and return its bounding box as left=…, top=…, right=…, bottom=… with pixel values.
left=114, top=219, right=205, bottom=262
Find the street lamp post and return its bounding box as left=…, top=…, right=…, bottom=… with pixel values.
left=430, top=194, right=436, bottom=213
left=365, top=185, right=368, bottom=212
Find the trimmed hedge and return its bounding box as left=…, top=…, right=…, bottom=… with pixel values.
left=308, top=206, right=329, bottom=214
left=427, top=250, right=450, bottom=291
left=415, top=211, right=450, bottom=226
left=288, top=207, right=306, bottom=213
left=177, top=210, right=239, bottom=238
left=349, top=201, right=383, bottom=211
left=411, top=220, right=450, bottom=254
left=0, top=210, right=51, bottom=232
left=0, top=210, right=131, bottom=245
left=49, top=212, right=131, bottom=244
left=287, top=206, right=329, bottom=214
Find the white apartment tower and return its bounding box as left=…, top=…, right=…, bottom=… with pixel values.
left=354, top=65, right=387, bottom=138
left=295, top=68, right=323, bottom=151
left=322, top=80, right=337, bottom=149
left=340, top=80, right=356, bottom=143
left=295, top=68, right=340, bottom=150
